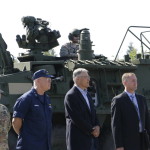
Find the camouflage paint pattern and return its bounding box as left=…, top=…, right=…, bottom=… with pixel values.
left=0, top=104, right=11, bottom=150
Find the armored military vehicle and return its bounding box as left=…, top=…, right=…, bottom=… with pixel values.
left=0, top=16, right=150, bottom=150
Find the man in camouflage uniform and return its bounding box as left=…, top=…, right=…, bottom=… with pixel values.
left=0, top=89, right=11, bottom=150
left=60, top=29, right=80, bottom=58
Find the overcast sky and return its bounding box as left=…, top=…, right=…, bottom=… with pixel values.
left=1, top=0, right=150, bottom=59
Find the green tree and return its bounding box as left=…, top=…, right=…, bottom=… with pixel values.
left=127, top=42, right=137, bottom=61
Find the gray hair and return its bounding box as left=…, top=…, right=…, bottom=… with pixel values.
left=73, top=68, right=88, bottom=81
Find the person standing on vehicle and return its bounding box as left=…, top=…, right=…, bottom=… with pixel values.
left=64, top=68, right=100, bottom=150
left=12, top=69, right=54, bottom=150
left=0, top=89, right=11, bottom=150
left=60, top=28, right=80, bottom=58
left=111, top=73, right=150, bottom=150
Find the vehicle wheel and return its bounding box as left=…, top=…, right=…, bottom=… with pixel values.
left=8, top=127, right=18, bottom=150
left=52, top=125, right=66, bottom=150
left=99, top=115, right=115, bottom=150
left=99, top=129, right=115, bottom=150
left=52, top=113, right=66, bottom=150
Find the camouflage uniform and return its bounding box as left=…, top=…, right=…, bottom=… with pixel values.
left=60, top=42, right=79, bottom=57
left=0, top=104, right=11, bottom=150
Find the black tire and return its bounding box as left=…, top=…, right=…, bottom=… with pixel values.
left=52, top=113, right=66, bottom=150
left=99, top=129, right=115, bottom=150
left=99, top=115, right=115, bottom=150
left=8, top=127, right=18, bottom=150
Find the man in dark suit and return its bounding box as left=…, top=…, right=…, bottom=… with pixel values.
left=64, top=68, right=100, bottom=150
left=111, top=72, right=150, bottom=150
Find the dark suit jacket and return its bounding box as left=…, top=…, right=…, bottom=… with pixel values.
left=111, top=92, right=150, bottom=150
left=64, top=86, right=100, bottom=150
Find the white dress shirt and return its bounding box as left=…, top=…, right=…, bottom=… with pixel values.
left=75, top=85, right=91, bottom=110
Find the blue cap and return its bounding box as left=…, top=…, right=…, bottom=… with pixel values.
left=32, top=69, right=54, bottom=80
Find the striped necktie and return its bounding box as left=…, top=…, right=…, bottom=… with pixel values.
left=130, top=94, right=143, bottom=132
left=130, top=95, right=139, bottom=113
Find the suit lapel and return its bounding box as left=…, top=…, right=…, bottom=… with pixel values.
left=87, top=92, right=94, bottom=113
left=74, top=86, right=91, bottom=114
left=122, top=92, right=133, bottom=104
left=135, top=94, right=144, bottom=130
left=124, top=92, right=144, bottom=129
left=135, top=94, right=143, bottom=115
left=122, top=92, right=139, bottom=116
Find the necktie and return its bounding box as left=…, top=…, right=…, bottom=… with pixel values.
left=130, top=95, right=139, bottom=114
left=130, top=94, right=142, bottom=132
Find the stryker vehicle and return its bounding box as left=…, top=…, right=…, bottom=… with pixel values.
left=0, top=16, right=150, bottom=150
